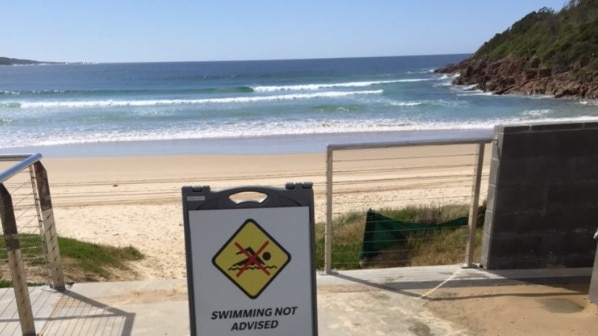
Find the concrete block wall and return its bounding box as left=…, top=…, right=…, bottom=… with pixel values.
left=481, top=122, right=598, bottom=269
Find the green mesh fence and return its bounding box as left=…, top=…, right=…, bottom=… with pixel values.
left=359, top=210, right=468, bottom=260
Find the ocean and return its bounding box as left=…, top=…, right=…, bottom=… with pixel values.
left=1, top=54, right=597, bottom=157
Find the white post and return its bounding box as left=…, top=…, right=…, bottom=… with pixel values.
left=325, top=147, right=334, bottom=274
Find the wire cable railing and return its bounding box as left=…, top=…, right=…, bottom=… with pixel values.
left=324, top=137, right=492, bottom=273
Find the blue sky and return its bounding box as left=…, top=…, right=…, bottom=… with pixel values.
left=3, top=1, right=568, bottom=63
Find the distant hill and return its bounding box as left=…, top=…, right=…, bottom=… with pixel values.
left=436, top=0, right=598, bottom=99
left=0, top=56, right=59, bottom=66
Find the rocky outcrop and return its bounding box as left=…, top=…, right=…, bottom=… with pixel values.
left=1, top=57, right=37, bottom=65
left=436, top=56, right=598, bottom=99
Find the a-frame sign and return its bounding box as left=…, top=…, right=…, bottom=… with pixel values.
left=182, top=183, right=318, bottom=336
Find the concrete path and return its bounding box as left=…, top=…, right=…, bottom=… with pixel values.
left=0, top=265, right=592, bottom=335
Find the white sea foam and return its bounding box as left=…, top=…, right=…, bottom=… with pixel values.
left=526, top=94, right=556, bottom=99
left=18, top=90, right=384, bottom=109
left=457, top=89, right=491, bottom=96
left=252, top=80, right=423, bottom=92
left=8, top=115, right=598, bottom=150
left=388, top=101, right=422, bottom=107
left=522, top=109, right=551, bottom=118
left=579, top=99, right=598, bottom=106
left=397, top=79, right=432, bottom=83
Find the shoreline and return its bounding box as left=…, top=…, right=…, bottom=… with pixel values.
left=2, top=128, right=493, bottom=158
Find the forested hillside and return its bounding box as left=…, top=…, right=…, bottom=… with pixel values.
left=437, top=0, right=598, bottom=99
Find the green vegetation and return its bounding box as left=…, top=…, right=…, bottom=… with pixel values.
left=474, top=0, right=598, bottom=73
left=0, top=236, right=45, bottom=262
left=0, top=234, right=144, bottom=287
left=314, top=203, right=486, bottom=270
left=0, top=276, right=11, bottom=288
left=59, top=237, right=144, bottom=281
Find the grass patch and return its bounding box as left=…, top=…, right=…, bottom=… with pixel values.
left=1, top=234, right=144, bottom=286
left=59, top=237, right=144, bottom=281
left=0, top=235, right=46, bottom=264
left=315, top=203, right=485, bottom=270
left=314, top=211, right=366, bottom=269
left=0, top=277, right=11, bottom=288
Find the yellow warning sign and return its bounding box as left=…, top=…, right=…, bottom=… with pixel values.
left=212, top=219, right=291, bottom=299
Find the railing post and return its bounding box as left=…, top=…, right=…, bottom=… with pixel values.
left=0, top=184, right=37, bottom=336
left=464, top=142, right=485, bottom=267
left=33, top=162, right=65, bottom=291
left=324, top=147, right=334, bottom=274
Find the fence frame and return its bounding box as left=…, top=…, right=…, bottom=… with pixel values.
left=1, top=153, right=65, bottom=336
left=324, top=137, right=492, bottom=274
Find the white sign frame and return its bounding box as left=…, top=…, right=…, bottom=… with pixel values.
left=182, top=184, right=318, bottom=336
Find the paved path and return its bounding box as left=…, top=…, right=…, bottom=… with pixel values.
left=0, top=265, right=592, bottom=335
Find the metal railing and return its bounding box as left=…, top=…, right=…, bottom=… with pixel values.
left=1, top=153, right=65, bottom=336
left=324, top=137, right=492, bottom=273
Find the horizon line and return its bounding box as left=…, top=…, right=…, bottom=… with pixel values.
left=4, top=52, right=474, bottom=66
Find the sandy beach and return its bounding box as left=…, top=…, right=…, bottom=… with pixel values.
left=37, top=150, right=598, bottom=335
left=43, top=146, right=485, bottom=280
left=44, top=153, right=328, bottom=280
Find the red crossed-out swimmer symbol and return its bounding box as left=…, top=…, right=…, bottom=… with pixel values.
left=234, top=241, right=270, bottom=277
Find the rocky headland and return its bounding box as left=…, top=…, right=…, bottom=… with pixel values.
left=0, top=56, right=61, bottom=66
left=436, top=0, right=598, bottom=100
left=436, top=55, right=598, bottom=99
